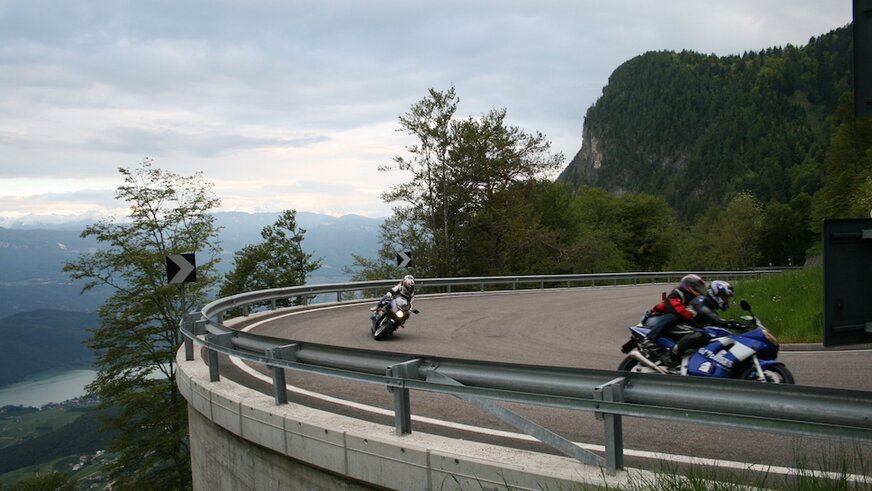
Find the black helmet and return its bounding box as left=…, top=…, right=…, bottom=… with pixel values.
left=679, top=274, right=706, bottom=297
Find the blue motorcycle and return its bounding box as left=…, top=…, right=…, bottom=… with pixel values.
left=618, top=300, right=795, bottom=383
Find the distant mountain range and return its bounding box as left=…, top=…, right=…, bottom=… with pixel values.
left=0, top=211, right=383, bottom=317
left=0, top=309, right=100, bottom=387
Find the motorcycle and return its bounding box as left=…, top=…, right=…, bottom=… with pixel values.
left=370, top=295, right=419, bottom=340
left=618, top=300, right=795, bottom=383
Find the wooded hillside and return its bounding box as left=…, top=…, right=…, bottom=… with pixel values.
left=558, top=25, right=853, bottom=221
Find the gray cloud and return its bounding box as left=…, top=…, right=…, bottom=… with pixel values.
left=0, top=0, right=851, bottom=218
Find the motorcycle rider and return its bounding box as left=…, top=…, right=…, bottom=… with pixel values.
left=639, top=273, right=706, bottom=350
left=670, top=280, right=738, bottom=357
left=371, top=274, right=416, bottom=314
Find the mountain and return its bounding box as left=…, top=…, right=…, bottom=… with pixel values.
left=0, top=228, right=111, bottom=315
left=557, top=25, right=852, bottom=221
left=0, top=310, right=100, bottom=386
left=0, top=211, right=382, bottom=316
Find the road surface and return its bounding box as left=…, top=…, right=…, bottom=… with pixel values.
left=215, top=284, right=872, bottom=478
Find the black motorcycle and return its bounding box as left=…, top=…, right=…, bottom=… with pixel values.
left=370, top=296, right=419, bottom=340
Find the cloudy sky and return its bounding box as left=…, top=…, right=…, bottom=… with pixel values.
left=0, top=0, right=851, bottom=225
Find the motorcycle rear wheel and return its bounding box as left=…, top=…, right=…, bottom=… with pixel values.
left=618, top=356, right=639, bottom=372
left=739, top=363, right=795, bottom=384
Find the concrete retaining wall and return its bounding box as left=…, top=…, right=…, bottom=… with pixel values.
left=176, top=346, right=635, bottom=490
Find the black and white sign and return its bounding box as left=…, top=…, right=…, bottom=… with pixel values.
left=166, top=253, right=197, bottom=284
left=395, top=250, right=413, bottom=268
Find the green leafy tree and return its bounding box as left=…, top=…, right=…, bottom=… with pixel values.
left=679, top=193, right=763, bottom=270
left=219, top=209, right=322, bottom=306
left=569, top=188, right=675, bottom=272
left=676, top=206, right=726, bottom=270
left=368, top=86, right=563, bottom=279
left=759, top=194, right=814, bottom=266
left=381, top=85, right=459, bottom=277
left=7, top=472, right=75, bottom=491
left=63, top=159, right=222, bottom=490
left=613, top=193, right=678, bottom=271
left=814, top=93, right=872, bottom=222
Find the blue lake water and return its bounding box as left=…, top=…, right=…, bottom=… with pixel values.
left=0, top=369, right=97, bottom=408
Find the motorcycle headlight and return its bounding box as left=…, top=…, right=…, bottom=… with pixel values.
left=762, top=328, right=778, bottom=345
left=396, top=310, right=405, bottom=319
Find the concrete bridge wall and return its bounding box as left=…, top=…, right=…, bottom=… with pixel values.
left=176, top=346, right=631, bottom=491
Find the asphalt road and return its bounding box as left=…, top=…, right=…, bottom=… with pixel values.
left=220, top=284, right=872, bottom=477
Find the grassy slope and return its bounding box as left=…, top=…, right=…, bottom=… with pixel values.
left=729, top=266, right=823, bottom=343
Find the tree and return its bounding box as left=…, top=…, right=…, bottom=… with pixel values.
left=63, top=159, right=222, bottom=490
left=7, top=472, right=75, bottom=491
left=381, top=85, right=459, bottom=277
left=613, top=193, right=678, bottom=271
left=759, top=194, right=814, bottom=266
left=372, top=86, right=563, bottom=278
left=718, top=193, right=764, bottom=268
left=814, top=93, right=872, bottom=221
left=219, top=210, right=322, bottom=307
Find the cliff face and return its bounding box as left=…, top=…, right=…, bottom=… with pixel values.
left=560, top=123, right=603, bottom=189
left=557, top=25, right=852, bottom=220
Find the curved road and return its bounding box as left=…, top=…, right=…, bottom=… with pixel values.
left=218, top=284, right=872, bottom=477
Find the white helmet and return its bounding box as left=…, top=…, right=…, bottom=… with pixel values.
left=707, top=280, right=734, bottom=310
left=401, top=275, right=415, bottom=296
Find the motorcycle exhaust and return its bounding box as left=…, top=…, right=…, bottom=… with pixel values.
left=628, top=349, right=668, bottom=374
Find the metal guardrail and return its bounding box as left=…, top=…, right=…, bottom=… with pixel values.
left=179, top=270, right=871, bottom=476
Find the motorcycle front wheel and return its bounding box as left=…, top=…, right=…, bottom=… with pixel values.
left=739, top=363, right=795, bottom=384
left=373, top=317, right=394, bottom=340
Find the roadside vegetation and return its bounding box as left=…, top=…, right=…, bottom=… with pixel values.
left=0, top=404, right=116, bottom=490
left=729, top=265, right=824, bottom=343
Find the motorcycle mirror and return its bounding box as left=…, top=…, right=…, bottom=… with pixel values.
left=740, top=299, right=751, bottom=312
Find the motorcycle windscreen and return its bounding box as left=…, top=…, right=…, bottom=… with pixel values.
left=394, top=296, right=410, bottom=312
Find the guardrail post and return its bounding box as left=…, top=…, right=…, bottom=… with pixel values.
left=205, top=332, right=234, bottom=382
left=386, top=359, right=421, bottom=435
left=185, top=318, right=208, bottom=361
left=266, top=344, right=300, bottom=405
left=594, top=377, right=626, bottom=475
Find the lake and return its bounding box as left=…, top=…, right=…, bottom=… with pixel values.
left=0, top=369, right=97, bottom=408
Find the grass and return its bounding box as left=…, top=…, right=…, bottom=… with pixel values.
left=0, top=407, right=81, bottom=451
left=621, top=441, right=871, bottom=491
left=728, top=266, right=823, bottom=344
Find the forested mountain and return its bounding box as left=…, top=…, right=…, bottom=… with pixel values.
left=558, top=25, right=852, bottom=221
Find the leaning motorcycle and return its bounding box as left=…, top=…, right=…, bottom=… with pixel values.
left=618, top=300, right=795, bottom=383
left=370, top=296, right=419, bottom=340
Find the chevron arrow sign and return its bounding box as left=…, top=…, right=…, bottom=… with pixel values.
left=395, top=250, right=413, bottom=268
left=166, top=253, right=197, bottom=284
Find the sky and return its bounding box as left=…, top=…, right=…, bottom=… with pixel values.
left=0, top=0, right=852, bottom=226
